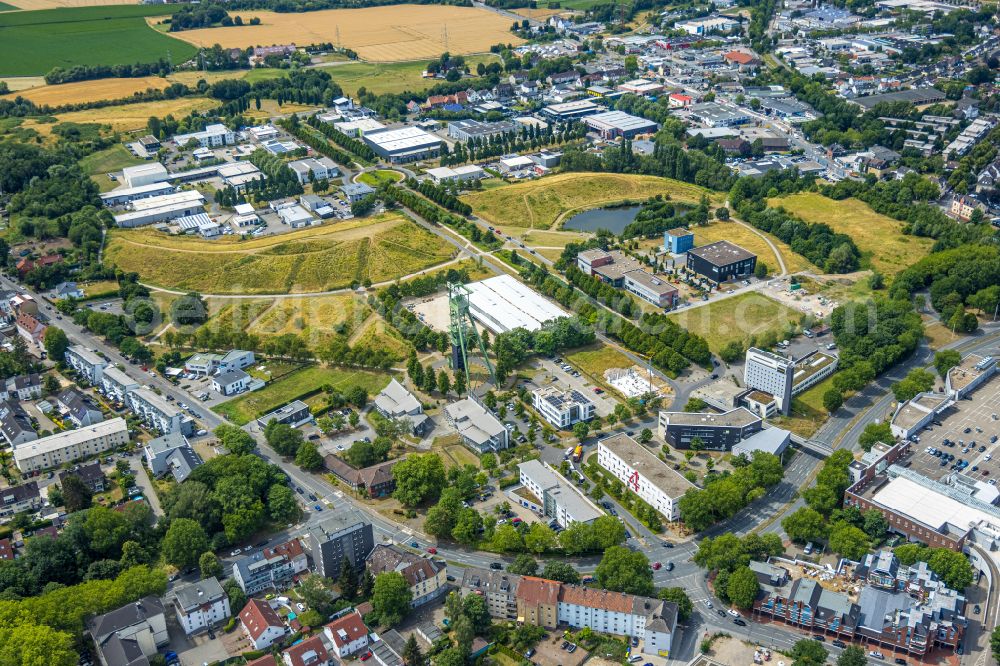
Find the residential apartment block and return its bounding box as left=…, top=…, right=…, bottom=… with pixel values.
left=597, top=433, right=695, bottom=521
left=172, top=577, right=231, bottom=635
left=459, top=568, right=678, bottom=656
left=127, top=387, right=193, bottom=436
left=65, top=345, right=107, bottom=384
left=13, top=417, right=129, bottom=473
left=366, top=545, right=448, bottom=607
left=233, top=538, right=309, bottom=595
left=306, top=511, right=374, bottom=579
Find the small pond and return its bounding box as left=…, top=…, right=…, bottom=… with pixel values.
left=562, top=205, right=642, bottom=234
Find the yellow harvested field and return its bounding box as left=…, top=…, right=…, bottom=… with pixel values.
left=9, top=76, right=169, bottom=106
left=693, top=220, right=814, bottom=274
left=463, top=172, right=715, bottom=229
left=203, top=294, right=369, bottom=349
left=513, top=7, right=564, bottom=19
left=47, top=97, right=217, bottom=132
left=4, top=0, right=136, bottom=8
left=161, top=5, right=523, bottom=61
left=769, top=192, right=933, bottom=275
left=104, top=214, right=456, bottom=294
left=0, top=77, right=46, bottom=92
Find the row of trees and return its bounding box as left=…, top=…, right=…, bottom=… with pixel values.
left=677, top=451, right=784, bottom=532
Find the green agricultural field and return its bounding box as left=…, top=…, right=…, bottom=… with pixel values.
left=79, top=144, right=146, bottom=175
left=104, top=213, right=456, bottom=294
left=0, top=2, right=18, bottom=12
left=668, top=292, right=802, bottom=353
left=768, top=192, right=934, bottom=275
left=323, top=55, right=499, bottom=97
left=213, top=364, right=393, bottom=425
left=0, top=6, right=197, bottom=76
left=462, top=172, right=716, bottom=230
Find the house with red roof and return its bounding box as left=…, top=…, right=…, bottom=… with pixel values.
left=15, top=312, right=46, bottom=348
left=724, top=50, right=760, bottom=71
left=668, top=93, right=693, bottom=108
left=323, top=610, right=369, bottom=658
left=240, top=599, right=288, bottom=650
left=246, top=656, right=278, bottom=666
left=281, top=634, right=332, bottom=666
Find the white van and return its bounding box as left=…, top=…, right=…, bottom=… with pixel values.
left=804, top=542, right=814, bottom=555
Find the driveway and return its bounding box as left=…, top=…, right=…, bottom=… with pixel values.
left=129, top=459, right=164, bottom=518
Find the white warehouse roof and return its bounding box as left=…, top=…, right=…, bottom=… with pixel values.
left=466, top=274, right=568, bottom=334
left=363, top=126, right=441, bottom=154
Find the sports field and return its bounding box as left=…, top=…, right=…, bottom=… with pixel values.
left=462, top=172, right=715, bottom=229
left=769, top=192, right=933, bottom=275
left=104, top=214, right=456, bottom=294
left=9, top=76, right=170, bottom=106
left=162, top=5, right=522, bottom=61
left=320, top=54, right=499, bottom=96
left=668, top=292, right=801, bottom=353
left=0, top=6, right=197, bottom=76
left=213, top=364, right=393, bottom=425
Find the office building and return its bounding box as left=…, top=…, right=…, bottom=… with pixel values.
left=658, top=407, right=763, bottom=450
left=623, top=269, right=679, bottom=309
left=444, top=396, right=509, bottom=453
left=288, top=157, right=339, bottom=185
left=597, top=433, right=695, bottom=521
left=173, top=123, right=235, bottom=148
left=172, top=577, right=231, bottom=635
left=373, top=378, right=430, bottom=435
left=233, top=538, right=309, bottom=595
left=341, top=182, right=375, bottom=203
left=256, top=400, right=312, bottom=429
left=306, top=511, right=375, bottom=579
left=447, top=119, right=519, bottom=141
left=366, top=545, right=448, bottom=607
left=424, top=164, right=486, bottom=184
left=744, top=347, right=794, bottom=415
left=517, top=460, right=603, bottom=527
left=541, top=99, right=601, bottom=122
left=532, top=386, right=595, bottom=429
left=664, top=228, right=694, bottom=254
left=13, top=417, right=129, bottom=473
left=100, top=182, right=176, bottom=207
left=686, top=240, right=757, bottom=283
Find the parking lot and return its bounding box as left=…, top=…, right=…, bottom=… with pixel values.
left=904, top=376, right=1000, bottom=484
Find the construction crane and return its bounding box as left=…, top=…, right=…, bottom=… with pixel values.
left=448, top=282, right=495, bottom=387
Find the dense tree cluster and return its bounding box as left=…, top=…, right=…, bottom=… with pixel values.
left=894, top=543, right=975, bottom=590
left=247, top=148, right=305, bottom=200
left=893, top=244, right=1000, bottom=326
left=304, top=113, right=377, bottom=162
left=407, top=178, right=473, bottom=215
left=831, top=296, right=923, bottom=377
left=694, top=532, right=782, bottom=606
left=678, top=452, right=784, bottom=531
left=622, top=197, right=696, bottom=240
left=169, top=3, right=232, bottom=30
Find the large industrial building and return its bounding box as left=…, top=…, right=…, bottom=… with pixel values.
left=686, top=240, right=757, bottom=283
left=597, top=433, right=694, bottom=522
left=466, top=275, right=568, bottom=334
left=113, top=190, right=206, bottom=228
left=541, top=99, right=602, bottom=122
left=583, top=110, right=659, bottom=139
left=658, top=407, right=763, bottom=450
left=362, top=126, right=442, bottom=163
left=122, top=163, right=169, bottom=189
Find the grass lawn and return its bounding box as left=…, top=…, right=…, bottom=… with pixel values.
left=430, top=434, right=481, bottom=469
left=79, top=144, right=146, bottom=175
left=357, top=169, right=404, bottom=187
left=567, top=344, right=634, bottom=378
left=214, top=364, right=394, bottom=425
left=104, top=213, right=455, bottom=294
left=769, top=192, right=934, bottom=275
left=0, top=6, right=197, bottom=76
left=693, top=220, right=813, bottom=274
left=462, top=172, right=716, bottom=229
left=923, top=319, right=962, bottom=350
left=323, top=55, right=500, bottom=97
left=79, top=279, right=120, bottom=299
left=669, top=292, right=802, bottom=353
left=795, top=374, right=838, bottom=414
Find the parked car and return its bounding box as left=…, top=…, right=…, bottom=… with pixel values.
left=832, top=640, right=846, bottom=649
left=230, top=548, right=242, bottom=557
left=869, top=651, right=884, bottom=659
left=490, top=562, right=503, bottom=570
left=733, top=618, right=747, bottom=626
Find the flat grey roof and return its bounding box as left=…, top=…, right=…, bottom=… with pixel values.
left=662, top=407, right=761, bottom=428
left=599, top=433, right=695, bottom=498
left=688, top=240, right=756, bottom=266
